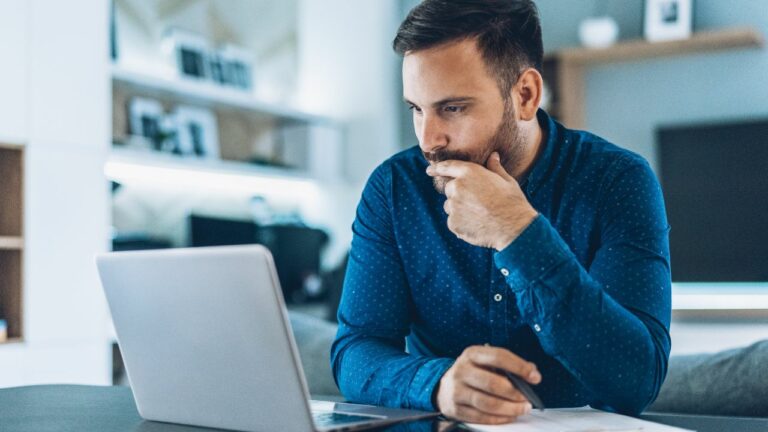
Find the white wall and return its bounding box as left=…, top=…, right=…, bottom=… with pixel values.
left=295, top=0, right=401, bottom=184
left=0, top=0, right=111, bottom=387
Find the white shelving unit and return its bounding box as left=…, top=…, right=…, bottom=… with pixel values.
left=111, top=63, right=344, bottom=182
left=111, top=65, right=331, bottom=125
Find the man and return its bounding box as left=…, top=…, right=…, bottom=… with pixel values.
left=331, top=0, right=671, bottom=425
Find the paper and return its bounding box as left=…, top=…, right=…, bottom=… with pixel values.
left=466, top=407, right=694, bottom=432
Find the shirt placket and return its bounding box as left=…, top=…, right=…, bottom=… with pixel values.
left=488, top=258, right=509, bottom=347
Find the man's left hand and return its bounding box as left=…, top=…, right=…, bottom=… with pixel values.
left=426, top=152, right=538, bottom=251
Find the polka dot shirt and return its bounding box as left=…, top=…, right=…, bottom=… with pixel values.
left=331, top=109, right=672, bottom=415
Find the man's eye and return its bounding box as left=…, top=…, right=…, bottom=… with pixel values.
left=443, top=105, right=463, bottom=113
left=408, top=105, right=422, bottom=113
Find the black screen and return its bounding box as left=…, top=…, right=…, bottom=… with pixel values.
left=657, top=119, right=768, bottom=282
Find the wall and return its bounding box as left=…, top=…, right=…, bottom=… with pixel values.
left=296, top=0, right=402, bottom=183
left=544, top=0, right=768, bottom=355
left=0, top=0, right=111, bottom=386
left=537, top=0, right=768, bottom=170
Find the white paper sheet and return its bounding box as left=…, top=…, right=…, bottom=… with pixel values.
left=466, top=407, right=694, bottom=432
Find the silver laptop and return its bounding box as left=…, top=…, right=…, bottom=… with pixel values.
left=96, top=245, right=438, bottom=432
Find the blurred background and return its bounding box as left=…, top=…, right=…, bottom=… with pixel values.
left=0, top=0, right=766, bottom=388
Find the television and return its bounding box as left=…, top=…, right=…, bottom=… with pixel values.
left=657, top=118, right=768, bottom=282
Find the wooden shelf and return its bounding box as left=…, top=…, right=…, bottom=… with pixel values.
left=543, top=27, right=765, bottom=129
left=111, top=65, right=331, bottom=124
left=0, top=237, right=23, bottom=250
left=552, top=27, right=764, bottom=65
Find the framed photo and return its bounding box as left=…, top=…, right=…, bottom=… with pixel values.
left=644, top=0, right=693, bottom=42
left=218, top=44, right=253, bottom=90
left=128, top=97, right=164, bottom=143
left=173, top=106, right=219, bottom=159
left=164, top=28, right=212, bottom=80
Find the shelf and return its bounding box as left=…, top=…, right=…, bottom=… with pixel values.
left=550, top=27, right=764, bottom=65
left=105, top=147, right=322, bottom=199
left=108, top=146, right=313, bottom=180
left=0, top=249, right=23, bottom=341
left=0, top=237, right=23, bottom=250
left=542, top=27, right=764, bottom=129
left=0, top=147, right=23, bottom=238
left=111, top=65, right=331, bottom=124
left=0, top=337, right=23, bottom=345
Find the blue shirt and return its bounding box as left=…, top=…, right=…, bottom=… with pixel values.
left=331, top=109, right=671, bottom=415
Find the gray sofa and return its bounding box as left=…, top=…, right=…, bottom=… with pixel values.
left=288, top=311, right=768, bottom=417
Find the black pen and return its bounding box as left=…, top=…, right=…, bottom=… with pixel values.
left=500, top=369, right=545, bottom=411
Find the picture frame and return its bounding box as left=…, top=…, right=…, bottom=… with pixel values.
left=173, top=106, right=219, bottom=159
left=644, top=0, right=693, bottom=42
left=218, top=44, right=253, bottom=91
left=127, top=97, right=164, bottom=144
left=164, top=28, right=212, bottom=81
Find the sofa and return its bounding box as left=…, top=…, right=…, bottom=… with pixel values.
left=288, top=311, right=768, bottom=417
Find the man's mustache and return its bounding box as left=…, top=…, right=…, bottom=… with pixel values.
left=423, top=149, right=475, bottom=163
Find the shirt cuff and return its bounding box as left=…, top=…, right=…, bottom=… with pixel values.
left=493, top=214, right=572, bottom=292
left=406, top=357, right=455, bottom=411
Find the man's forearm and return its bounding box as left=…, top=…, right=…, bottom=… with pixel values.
left=494, top=215, right=671, bottom=414
left=331, top=323, right=454, bottom=411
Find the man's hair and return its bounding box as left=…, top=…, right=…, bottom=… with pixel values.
left=393, top=0, right=543, bottom=99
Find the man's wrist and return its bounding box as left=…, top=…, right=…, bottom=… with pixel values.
left=494, top=209, right=539, bottom=251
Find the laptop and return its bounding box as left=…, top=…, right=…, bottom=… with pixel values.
left=96, top=245, right=438, bottom=432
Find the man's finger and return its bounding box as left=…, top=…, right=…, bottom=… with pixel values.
left=455, top=385, right=532, bottom=417
left=427, top=160, right=475, bottom=178
left=443, top=179, right=457, bottom=198
left=467, top=346, right=542, bottom=384
left=461, top=367, right=528, bottom=402
left=450, top=403, right=517, bottom=425
left=485, top=152, right=514, bottom=182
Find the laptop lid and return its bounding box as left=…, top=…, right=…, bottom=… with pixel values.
left=97, top=245, right=315, bottom=432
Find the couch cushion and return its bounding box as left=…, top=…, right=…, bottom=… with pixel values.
left=288, top=311, right=341, bottom=397
left=650, top=340, right=768, bottom=417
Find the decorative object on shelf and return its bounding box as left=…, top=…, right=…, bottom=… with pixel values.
left=0, top=319, right=7, bottom=343
left=579, top=16, right=619, bottom=48
left=164, top=28, right=211, bottom=81
left=127, top=97, right=177, bottom=153
left=163, top=28, right=253, bottom=91
left=215, top=44, right=253, bottom=91
left=173, top=105, right=219, bottom=158
left=644, top=0, right=693, bottom=42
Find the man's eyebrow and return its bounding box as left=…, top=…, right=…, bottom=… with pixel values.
left=403, top=97, right=476, bottom=107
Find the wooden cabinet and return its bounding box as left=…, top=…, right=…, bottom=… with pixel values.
left=0, top=144, right=24, bottom=343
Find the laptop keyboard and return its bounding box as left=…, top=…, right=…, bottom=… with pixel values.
left=312, top=411, right=377, bottom=427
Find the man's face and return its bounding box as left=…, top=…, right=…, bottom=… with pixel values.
left=403, top=38, right=525, bottom=194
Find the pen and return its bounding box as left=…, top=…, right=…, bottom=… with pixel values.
left=501, top=369, right=545, bottom=411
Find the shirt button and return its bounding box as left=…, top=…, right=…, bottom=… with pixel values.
left=493, top=293, right=503, bottom=302
left=533, top=324, right=542, bottom=332
left=500, top=268, right=510, bottom=277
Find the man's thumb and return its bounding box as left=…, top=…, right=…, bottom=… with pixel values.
left=487, top=152, right=513, bottom=181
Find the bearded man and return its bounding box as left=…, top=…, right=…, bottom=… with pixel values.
left=331, top=0, right=672, bottom=425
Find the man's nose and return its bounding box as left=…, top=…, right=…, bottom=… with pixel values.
left=417, top=114, right=448, bottom=154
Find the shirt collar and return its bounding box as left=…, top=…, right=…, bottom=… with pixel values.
left=520, top=108, right=560, bottom=195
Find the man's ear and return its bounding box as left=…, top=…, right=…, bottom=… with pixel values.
left=511, top=68, right=543, bottom=121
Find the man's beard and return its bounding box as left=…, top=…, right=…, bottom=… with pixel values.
left=423, top=103, right=524, bottom=195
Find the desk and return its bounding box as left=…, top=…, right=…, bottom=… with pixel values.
left=1, top=385, right=766, bottom=432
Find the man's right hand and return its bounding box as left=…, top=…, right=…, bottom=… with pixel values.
left=434, top=345, right=542, bottom=424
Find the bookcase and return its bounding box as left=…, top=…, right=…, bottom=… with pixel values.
left=0, top=144, right=24, bottom=343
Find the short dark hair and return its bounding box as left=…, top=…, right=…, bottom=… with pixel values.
left=393, top=0, right=543, bottom=99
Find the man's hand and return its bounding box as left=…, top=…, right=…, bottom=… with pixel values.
left=426, top=152, right=538, bottom=250
left=434, top=345, right=542, bottom=424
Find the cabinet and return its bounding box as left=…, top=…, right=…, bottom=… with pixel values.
left=0, top=144, right=24, bottom=343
